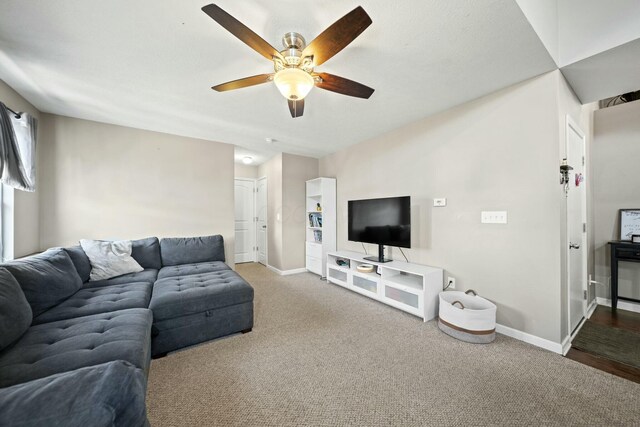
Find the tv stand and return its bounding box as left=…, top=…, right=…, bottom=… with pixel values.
left=326, top=251, right=443, bottom=321
left=363, top=244, right=392, bottom=263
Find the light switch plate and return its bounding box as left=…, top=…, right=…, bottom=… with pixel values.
left=433, top=198, right=447, bottom=207
left=481, top=211, right=507, bottom=224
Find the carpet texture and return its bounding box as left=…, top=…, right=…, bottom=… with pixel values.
left=147, top=263, right=640, bottom=426
left=572, top=320, right=640, bottom=369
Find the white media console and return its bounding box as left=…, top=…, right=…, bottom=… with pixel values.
left=326, top=251, right=444, bottom=321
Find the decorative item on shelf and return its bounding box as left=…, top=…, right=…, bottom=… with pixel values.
left=313, top=229, right=322, bottom=243
left=316, top=202, right=322, bottom=212
left=308, top=212, right=322, bottom=228
left=356, top=264, right=375, bottom=273
left=336, top=258, right=350, bottom=267
left=560, top=158, right=573, bottom=197
left=632, top=235, right=640, bottom=244
left=619, top=209, right=640, bottom=241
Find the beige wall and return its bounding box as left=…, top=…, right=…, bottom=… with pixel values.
left=38, top=114, right=236, bottom=267
left=235, top=163, right=258, bottom=179
left=258, top=154, right=283, bottom=269
left=0, top=79, right=40, bottom=258
left=281, top=153, right=319, bottom=271
left=257, top=153, right=319, bottom=271
left=593, top=100, right=640, bottom=302
left=320, top=72, right=566, bottom=342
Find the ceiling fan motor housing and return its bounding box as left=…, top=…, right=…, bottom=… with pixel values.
left=281, top=32, right=306, bottom=66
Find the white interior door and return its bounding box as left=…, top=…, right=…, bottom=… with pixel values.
left=256, top=177, right=267, bottom=266
left=234, top=178, right=255, bottom=264
left=566, top=116, right=587, bottom=334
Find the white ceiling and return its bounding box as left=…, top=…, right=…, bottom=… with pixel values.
left=0, top=0, right=557, bottom=164
left=517, top=0, right=640, bottom=103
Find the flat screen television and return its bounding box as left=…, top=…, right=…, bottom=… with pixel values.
left=348, top=196, right=410, bottom=263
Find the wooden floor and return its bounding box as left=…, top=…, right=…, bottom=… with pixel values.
left=566, top=305, right=640, bottom=384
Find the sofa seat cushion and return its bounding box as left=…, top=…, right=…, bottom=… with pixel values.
left=157, top=261, right=230, bottom=280
left=0, top=308, right=152, bottom=388
left=160, top=234, right=225, bottom=267
left=33, top=282, right=152, bottom=325
left=150, top=270, right=254, bottom=321
left=0, top=361, right=148, bottom=427
left=2, top=249, right=83, bottom=317
left=85, top=268, right=158, bottom=288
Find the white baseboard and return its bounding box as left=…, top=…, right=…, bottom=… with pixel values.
left=586, top=298, right=598, bottom=318
left=266, top=265, right=308, bottom=276
left=495, top=324, right=564, bottom=354
left=596, top=297, right=640, bottom=313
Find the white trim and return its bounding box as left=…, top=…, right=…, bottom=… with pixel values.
left=495, top=323, right=564, bottom=354
left=561, top=335, right=572, bottom=356
left=256, top=176, right=268, bottom=266
left=267, top=265, right=308, bottom=276
left=234, top=178, right=257, bottom=263
left=596, top=297, right=640, bottom=314
left=565, top=114, right=588, bottom=335
left=586, top=298, right=598, bottom=318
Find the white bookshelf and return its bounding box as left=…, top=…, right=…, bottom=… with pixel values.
left=305, top=177, right=336, bottom=277
left=326, top=251, right=443, bottom=321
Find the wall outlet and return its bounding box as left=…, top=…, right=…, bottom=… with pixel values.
left=481, top=211, right=507, bottom=224
left=433, top=198, right=447, bottom=207
left=447, top=276, right=456, bottom=289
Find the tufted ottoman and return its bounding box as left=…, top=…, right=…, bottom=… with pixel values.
left=149, top=267, right=254, bottom=357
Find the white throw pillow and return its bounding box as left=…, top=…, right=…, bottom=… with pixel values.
left=80, top=239, right=144, bottom=281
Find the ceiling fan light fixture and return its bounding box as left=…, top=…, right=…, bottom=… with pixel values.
left=274, top=68, right=314, bottom=101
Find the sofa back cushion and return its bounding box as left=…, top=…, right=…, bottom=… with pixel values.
left=131, top=237, right=161, bottom=270
left=63, top=245, right=92, bottom=283
left=2, top=249, right=82, bottom=318
left=160, top=235, right=225, bottom=266
left=0, top=267, right=32, bottom=351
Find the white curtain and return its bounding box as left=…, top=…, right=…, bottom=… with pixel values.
left=0, top=102, right=37, bottom=192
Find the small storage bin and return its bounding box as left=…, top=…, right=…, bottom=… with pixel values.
left=438, top=290, right=496, bottom=344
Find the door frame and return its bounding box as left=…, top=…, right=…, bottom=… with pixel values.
left=566, top=115, right=588, bottom=337
left=256, top=176, right=268, bottom=266
left=234, top=177, right=257, bottom=263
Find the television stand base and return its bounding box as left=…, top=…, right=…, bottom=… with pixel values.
left=363, top=256, right=392, bottom=263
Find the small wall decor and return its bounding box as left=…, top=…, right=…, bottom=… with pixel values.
left=619, top=209, right=640, bottom=240
left=560, top=158, right=573, bottom=196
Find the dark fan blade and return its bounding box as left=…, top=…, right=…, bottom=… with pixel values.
left=314, top=73, right=374, bottom=99
left=288, top=99, right=304, bottom=118
left=202, top=4, right=284, bottom=62
left=212, top=74, right=273, bottom=92
left=301, top=6, right=372, bottom=66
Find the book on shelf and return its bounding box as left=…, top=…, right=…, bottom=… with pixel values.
left=308, top=213, right=322, bottom=228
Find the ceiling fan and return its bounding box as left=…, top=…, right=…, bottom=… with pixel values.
left=201, top=4, right=375, bottom=118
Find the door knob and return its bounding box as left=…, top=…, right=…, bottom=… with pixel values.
left=569, top=243, right=580, bottom=249
left=262, top=225, right=267, bottom=229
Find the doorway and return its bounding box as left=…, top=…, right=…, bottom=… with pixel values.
left=234, top=178, right=256, bottom=263
left=256, top=177, right=268, bottom=266
left=566, top=116, right=588, bottom=334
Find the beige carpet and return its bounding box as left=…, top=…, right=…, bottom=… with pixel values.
left=147, top=263, right=640, bottom=426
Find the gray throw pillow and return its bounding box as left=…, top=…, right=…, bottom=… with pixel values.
left=3, top=249, right=83, bottom=317
left=0, top=267, right=33, bottom=351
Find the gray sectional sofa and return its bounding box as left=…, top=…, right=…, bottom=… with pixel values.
left=0, top=234, right=253, bottom=426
